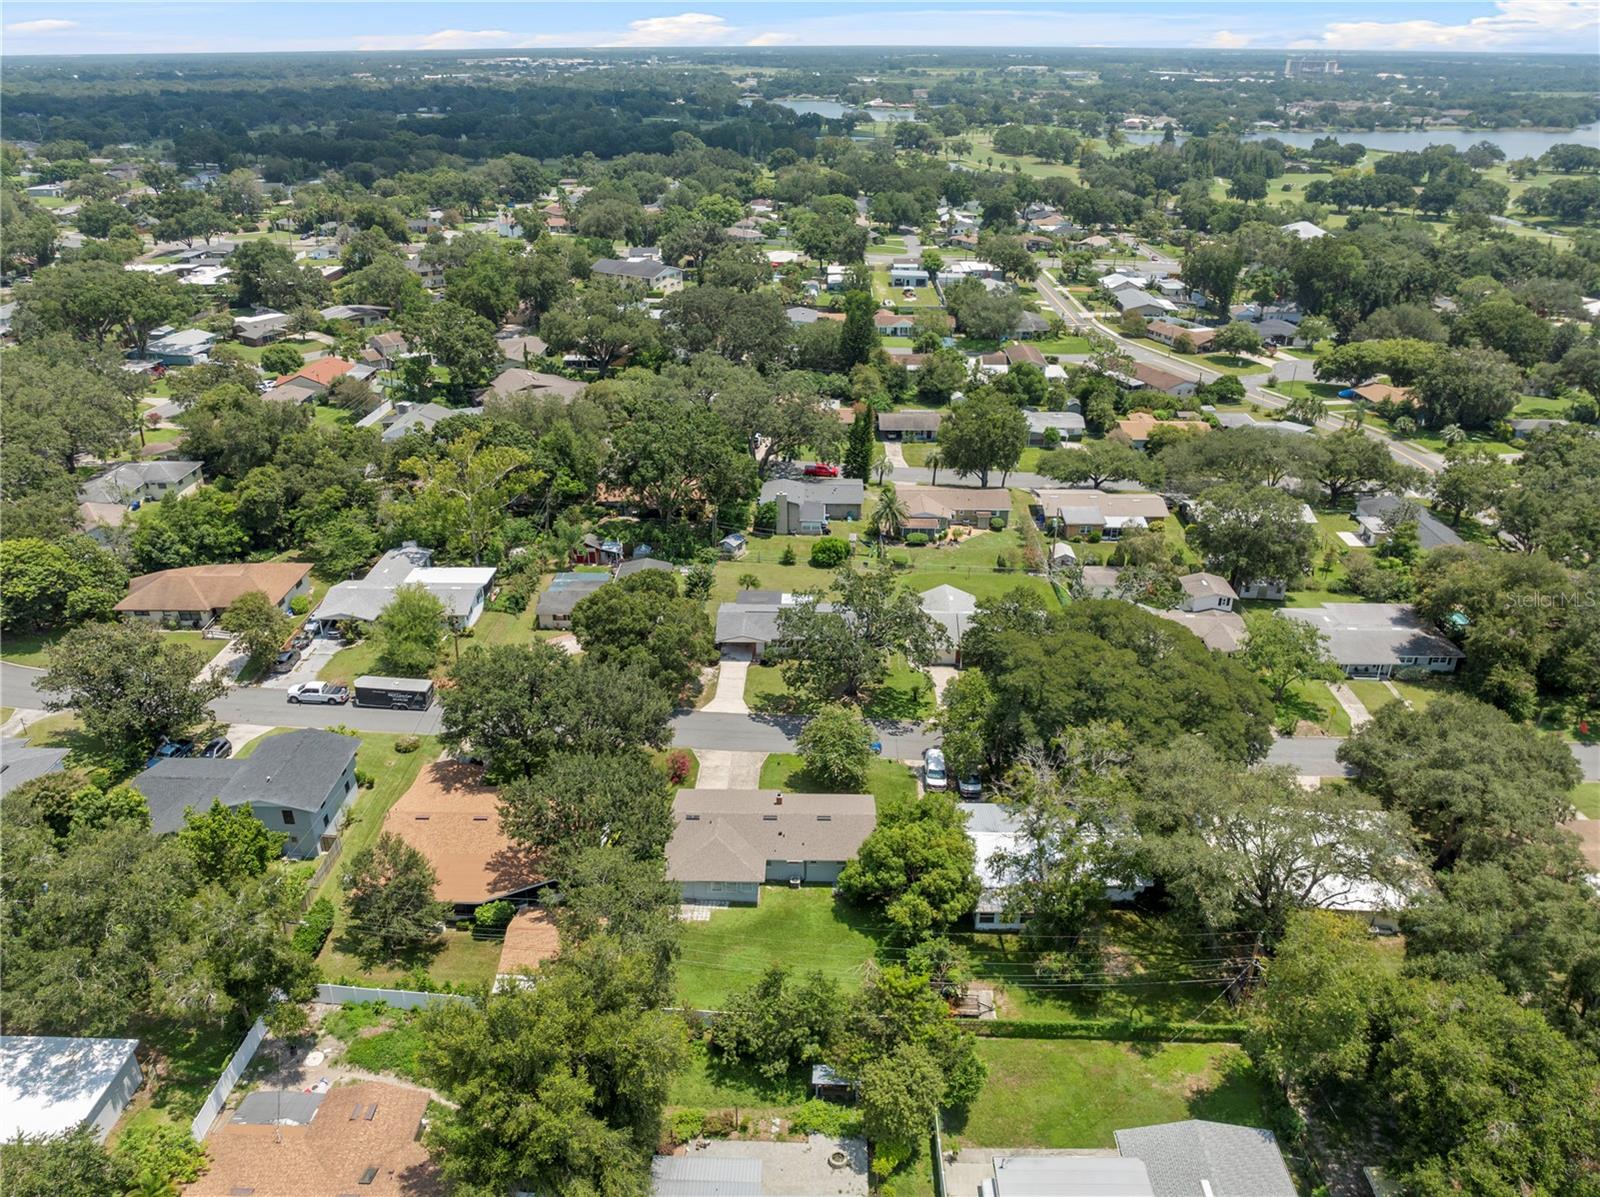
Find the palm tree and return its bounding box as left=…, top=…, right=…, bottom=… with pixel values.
left=870, top=488, right=910, bottom=542
left=926, top=448, right=943, bottom=485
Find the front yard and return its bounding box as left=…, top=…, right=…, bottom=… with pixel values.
left=758, top=752, right=918, bottom=811
left=744, top=654, right=936, bottom=721
left=1, top=628, right=227, bottom=670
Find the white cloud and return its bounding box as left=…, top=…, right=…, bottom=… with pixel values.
left=746, top=31, right=796, bottom=46
left=1291, top=0, right=1597, bottom=50
left=354, top=28, right=566, bottom=51
left=1205, top=30, right=1252, bottom=48
left=603, top=12, right=738, bottom=46
left=5, top=18, right=78, bottom=33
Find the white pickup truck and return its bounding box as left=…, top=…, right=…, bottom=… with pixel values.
left=286, top=682, right=349, bottom=705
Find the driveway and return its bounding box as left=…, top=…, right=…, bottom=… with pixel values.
left=258, top=637, right=342, bottom=690
left=703, top=655, right=752, bottom=714
left=694, top=749, right=767, bottom=789
left=929, top=665, right=957, bottom=703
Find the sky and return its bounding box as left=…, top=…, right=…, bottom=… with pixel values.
left=2, top=0, right=1597, bottom=56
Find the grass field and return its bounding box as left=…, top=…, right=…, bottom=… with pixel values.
left=113, top=1019, right=242, bottom=1141
left=228, top=337, right=324, bottom=366
left=0, top=628, right=227, bottom=669
left=947, top=1039, right=1270, bottom=1149
left=1282, top=678, right=1352, bottom=736
left=1571, top=783, right=1600, bottom=820
left=759, top=752, right=918, bottom=811
left=306, top=735, right=435, bottom=908
left=744, top=654, right=935, bottom=720
left=668, top=1039, right=808, bottom=1116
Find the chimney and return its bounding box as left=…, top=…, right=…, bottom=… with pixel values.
left=774, top=792, right=783, bottom=806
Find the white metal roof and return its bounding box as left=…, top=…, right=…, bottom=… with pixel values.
left=0, top=1036, right=139, bottom=1140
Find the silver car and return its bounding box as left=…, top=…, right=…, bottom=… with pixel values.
left=922, top=747, right=948, bottom=791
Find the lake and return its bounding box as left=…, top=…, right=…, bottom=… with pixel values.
left=1122, top=123, right=1600, bottom=157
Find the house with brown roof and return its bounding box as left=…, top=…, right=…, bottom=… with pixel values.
left=1111, top=411, right=1208, bottom=449
left=873, top=310, right=916, bottom=337
left=667, top=789, right=876, bottom=905
left=1003, top=342, right=1047, bottom=367
left=1354, top=383, right=1416, bottom=407
left=496, top=908, right=560, bottom=985
left=876, top=409, right=943, bottom=442
left=183, top=1080, right=442, bottom=1197
left=1147, top=321, right=1218, bottom=352
left=1032, top=489, right=1170, bottom=539
left=115, top=562, right=311, bottom=627
left=897, top=485, right=1012, bottom=532
left=381, top=760, right=545, bottom=913
left=274, top=356, right=357, bottom=392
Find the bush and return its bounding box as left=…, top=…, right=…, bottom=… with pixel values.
left=789, top=1099, right=862, bottom=1138
left=995, top=549, right=1022, bottom=572
left=904, top=532, right=929, bottom=547
left=890, top=553, right=910, bottom=569
left=809, top=537, right=850, bottom=569
left=354, top=767, right=374, bottom=789
left=290, top=595, right=310, bottom=616
left=702, top=1111, right=738, bottom=1137
left=779, top=545, right=797, bottom=566
left=292, top=897, right=336, bottom=957
left=665, top=749, right=693, bottom=785
left=670, top=1108, right=707, bottom=1144
left=394, top=735, right=421, bottom=753
left=113, top=1123, right=207, bottom=1192
left=988, top=516, right=1006, bottom=532
left=474, top=900, right=515, bottom=929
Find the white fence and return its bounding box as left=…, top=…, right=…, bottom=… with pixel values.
left=188, top=1017, right=267, bottom=1142
left=315, top=983, right=473, bottom=1011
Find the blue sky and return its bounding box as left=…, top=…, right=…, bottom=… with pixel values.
left=3, top=1, right=1596, bottom=56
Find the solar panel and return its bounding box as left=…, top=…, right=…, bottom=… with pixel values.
left=364, top=1103, right=378, bottom=1121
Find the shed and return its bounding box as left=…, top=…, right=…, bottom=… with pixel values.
left=810, top=1063, right=857, bottom=1103
left=0, top=1036, right=143, bottom=1144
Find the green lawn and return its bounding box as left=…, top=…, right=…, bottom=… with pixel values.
left=900, top=442, right=1044, bottom=475
left=111, top=1019, right=241, bottom=1142
left=1348, top=676, right=1455, bottom=715
left=227, top=337, right=324, bottom=366
left=1034, top=335, right=1092, bottom=357
left=318, top=639, right=383, bottom=686
left=744, top=654, right=935, bottom=720
left=1282, top=679, right=1351, bottom=736
left=311, top=403, right=352, bottom=427
left=668, top=1039, right=808, bottom=1115
left=759, top=752, right=918, bottom=811
left=19, top=712, right=133, bottom=777
left=1511, top=394, right=1574, bottom=420
left=317, top=927, right=502, bottom=991
left=1571, top=783, right=1600, bottom=820
left=947, top=1039, right=1270, bottom=1149
left=306, top=734, right=436, bottom=907
left=0, top=628, right=225, bottom=669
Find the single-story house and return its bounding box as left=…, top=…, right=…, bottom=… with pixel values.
left=261, top=376, right=327, bottom=406
left=615, top=556, right=678, bottom=581
left=1098, top=271, right=1149, bottom=292
left=319, top=303, right=391, bottom=326
left=873, top=310, right=916, bottom=337
left=786, top=306, right=845, bottom=325
left=1254, top=317, right=1301, bottom=346
left=535, top=571, right=610, bottom=629
left=78, top=459, right=203, bottom=529
left=572, top=533, right=624, bottom=566
left=381, top=761, right=545, bottom=913
left=130, top=729, right=359, bottom=859
left=897, top=485, right=1011, bottom=532
left=1003, top=342, right=1046, bottom=368
left=713, top=592, right=824, bottom=661
left=877, top=409, right=943, bottom=442
left=497, top=332, right=548, bottom=362
left=272, top=356, right=356, bottom=397
left=0, top=1036, right=143, bottom=1144
left=145, top=327, right=217, bottom=365
left=1032, top=488, right=1170, bottom=539
left=760, top=476, right=864, bottom=535
left=1113, top=290, right=1179, bottom=319
left=920, top=584, right=976, bottom=665
left=1011, top=310, right=1051, bottom=338
left=1153, top=607, right=1249, bottom=653
left=666, top=789, right=876, bottom=905
left=1177, top=572, right=1236, bottom=613
left=1112, top=410, right=1206, bottom=448
left=1281, top=220, right=1327, bottom=240
left=233, top=310, right=289, bottom=345
left=1510, top=417, right=1568, bottom=439
left=475, top=367, right=587, bottom=403
left=889, top=264, right=930, bottom=288
left=1129, top=363, right=1201, bottom=398
left=1113, top=1120, right=1298, bottom=1197
left=1279, top=603, right=1463, bottom=679
left=313, top=543, right=495, bottom=631
left=1354, top=495, right=1463, bottom=551
left=184, top=1081, right=439, bottom=1197
left=590, top=258, right=684, bottom=292
left=1023, top=409, right=1085, bottom=444
left=1146, top=320, right=1216, bottom=351
left=1212, top=411, right=1311, bottom=435
left=361, top=400, right=486, bottom=441
left=1353, top=383, right=1415, bottom=407
left=0, top=737, right=69, bottom=796
left=115, top=561, right=311, bottom=626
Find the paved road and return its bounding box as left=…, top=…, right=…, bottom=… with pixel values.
left=1265, top=733, right=1599, bottom=782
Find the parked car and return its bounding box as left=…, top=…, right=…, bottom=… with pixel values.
left=198, top=737, right=232, bottom=759
left=922, top=747, right=948, bottom=791
left=286, top=682, right=349, bottom=705
left=803, top=462, right=840, bottom=477
left=271, top=648, right=301, bottom=674
left=144, top=738, right=193, bottom=769
left=958, top=772, right=983, bottom=799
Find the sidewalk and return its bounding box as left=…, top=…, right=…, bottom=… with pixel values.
left=1329, top=682, right=1373, bottom=730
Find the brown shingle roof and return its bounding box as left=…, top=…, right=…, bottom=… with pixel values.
left=665, top=789, right=875, bottom=883
left=497, top=907, right=560, bottom=976
left=184, top=1080, right=442, bottom=1197
left=275, top=356, right=355, bottom=387
left=115, top=562, right=310, bottom=614
left=382, top=761, right=543, bottom=905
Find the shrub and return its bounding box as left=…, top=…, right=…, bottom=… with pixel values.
left=988, top=516, right=1006, bottom=532
left=290, top=595, right=310, bottom=616
left=904, top=532, right=929, bottom=547
left=670, top=1108, right=707, bottom=1143
left=113, top=1123, right=207, bottom=1191
left=702, top=1111, right=737, bottom=1137
left=789, top=1099, right=862, bottom=1138
left=890, top=553, right=911, bottom=569
left=779, top=545, right=797, bottom=566
left=291, top=897, right=336, bottom=957
left=394, top=735, right=421, bottom=753
left=995, top=549, right=1022, bottom=572
left=345, top=1024, right=426, bottom=1081
left=809, top=537, right=850, bottom=569
left=474, top=900, right=515, bottom=929
left=665, top=749, right=693, bottom=785
left=354, top=767, right=374, bottom=789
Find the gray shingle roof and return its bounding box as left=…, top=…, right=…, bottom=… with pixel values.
left=665, top=789, right=875, bottom=883
left=79, top=460, right=200, bottom=505
left=1354, top=495, right=1462, bottom=551
left=0, top=738, right=69, bottom=796
left=759, top=477, right=865, bottom=507
left=1279, top=603, right=1463, bottom=670
left=591, top=258, right=677, bottom=281
left=1113, top=1120, right=1296, bottom=1197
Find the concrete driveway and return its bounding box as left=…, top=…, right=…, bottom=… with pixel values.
left=259, top=637, right=342, bottom=690
left=694, top=749, right=767, bottom=789
left=704, top=654, right=752, bottom=714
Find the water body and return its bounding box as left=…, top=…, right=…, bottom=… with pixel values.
left=1122, top=123, right=1600, bottom=157
left=763, top=97, right=916, bottom=122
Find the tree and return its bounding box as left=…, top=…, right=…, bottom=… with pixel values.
left=662, top=285, right=789, bottom=365
left=440, top=644, right=673, bottom=781
left=539, top=280, right=659, bottom=377
left=342, top=832, right=450, bottom=961
left=797, top=703, right=876, bottom=791
left=710, top=965, right=846, bottom=1081
left=1128, top=738, right=1417, bottom=942
left=838, top=290, right=879, bottom=369
left=570, top=570, right=714, bottom=700
left=1210, top=321, right=1265, bottom=356
left=220, top=589, right=292, bottom=670
left=418, top=939, right=687, bottom=1196
left=308, top=511, right=378, bottom=580
left=932, top=670, right=997, bottom=780
left=1412, top=346, right=1523, bottom=430
left=0, top=536, right=127, bottom=632
left=838, top=792, right=979, bottom=937
left=0, top=1128, right=136, bottom=1197
left=858, top=1044, right=944, bottom=1172
left=412, top=300, right=502, bottom=397
left=1188, top=483, right=1316, bottom=592
left=499, top=749, right=673, bottom=869
left=257, top=342, right=305, bottom=376
left=1338, top=695, right=1581, bottom=871
left=1038, top=439, right=1149, bottom=489
left=1432, top=445, right=1511, bottom=526
left=936, top=391, right=1028, bottom=486
left=177, top=798, right=288, bottom=887
left=1458, top=297, right=1553, bottom=368
left=372, top=584, right=447, bottom=678
left=1311, top=426, right=1407, bottom=504
left=1181, top=241, right=1245, bottom=312
left=1156, top=426, right=1322, bottom=493
left=607, top=393, right=755, bottom=525
left=844, top=404, right=874, bottom=482
left=711, top=368, right=844, bottom=478
left=775, top=567, right=949, bottom=704
left=1242, top=610, right=1339, bottom=703
left=869, top=487, right=910, bottom=542
left=976, top=232, right=1038, bottom=282
left=397, top=430, right=538, bottom=566
left=38, top=622, right=226, bottom=766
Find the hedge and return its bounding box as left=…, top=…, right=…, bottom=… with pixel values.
left=973, top=1017, right=1247, bottom=1043
left=292, top=897, right=336, bottom=957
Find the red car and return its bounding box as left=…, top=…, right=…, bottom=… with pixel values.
left=803, top=462, right=841, bottom=477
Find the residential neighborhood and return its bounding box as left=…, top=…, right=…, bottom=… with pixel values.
left=1, top=17, right=1598, bottom=1197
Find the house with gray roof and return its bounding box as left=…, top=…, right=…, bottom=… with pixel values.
left=145, top=327, right=217, bottom=365
left=1113, top=1120, right=1297, bottom=1197
left=666, top=789, right=875, bottom=905
left=319, top=303, right=391, bottom=326
left=130, top=729, right=359, bottom=859
left=233, top=310, right=289, bottom=345
left=372, top=401, right=485, bottom=442
left=78, top=460, right=203, bottom=529
left=759, top=476, right=864, bottom=535
left=1279, top=602, right=1463, bottom=679
left=714, top=592, right=824, bottom=661
left=314, top=544, right=495, bottom=630
left=590, top=258, right=683, bottom=291
left=1111, top=290, right=1178, bottom=319
left=1023, top=409, right=1085, bottom=444
left=876, top=409, right=943, bottom=441
left=535, top=571, right=610, bottom=629
left=1354, top=495, right=1462, bottom=552
left=0, top=738, right=69, bottom=796
left=475, top=368, right=586, bottom=403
